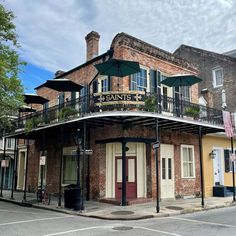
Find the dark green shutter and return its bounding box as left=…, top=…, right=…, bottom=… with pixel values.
left=224, top=149, right=230, bottom=172
left=150, top=69, right=157, bottom=94
left=93, top=80, right=98, bottom=93
left=108, top=76, right=111, bottom=91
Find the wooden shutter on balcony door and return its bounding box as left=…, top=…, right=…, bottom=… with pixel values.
left=108, top=76, right=112, bottom=91
left=224, top=149, right=230, bottom=172
left=93, top=80, right=98, bottom=93
left=149, top=69, right=157, bottom=94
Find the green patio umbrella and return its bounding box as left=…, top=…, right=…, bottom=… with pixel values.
left=160, top=74, right=202, bottom=116
left=160, top=74, right=202, bottom=87
left=94, top=58, right=140, bottom=77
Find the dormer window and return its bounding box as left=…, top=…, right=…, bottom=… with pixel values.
left=212, top=67, right=223, bottom=88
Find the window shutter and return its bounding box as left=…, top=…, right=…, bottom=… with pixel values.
left=93, top=80, right=98, bottom=93
left=108, top=76, right=111, bottom=91
left=224, top=149, right=230, bottom=172
left=149, top=69, right=157, bottom=94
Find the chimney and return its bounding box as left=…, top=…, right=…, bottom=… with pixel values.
left=55, top=70, right=65, bottom=78
left=85, top=31, right=100, bottom=61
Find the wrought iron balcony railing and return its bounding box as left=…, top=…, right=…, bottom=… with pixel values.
left=14, top=92, right=223, bottom=133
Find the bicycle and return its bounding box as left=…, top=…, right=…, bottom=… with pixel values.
left=37, top=187, right=51, bottom=205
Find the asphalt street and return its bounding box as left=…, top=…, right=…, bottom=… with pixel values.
left=0, top=201, right=236, bottom=236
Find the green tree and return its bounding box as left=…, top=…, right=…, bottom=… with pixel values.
left=0, top=3, right=25, bottom=130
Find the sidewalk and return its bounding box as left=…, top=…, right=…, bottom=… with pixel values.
left=0, top=190, right=236, bottom=220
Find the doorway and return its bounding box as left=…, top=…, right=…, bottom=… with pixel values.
left=115, top=156, right=137, bottom=199
left=213, top=149, right=224, bottom=186
left=17, top=150, right=26, bottom=190
left=161, top=144, right=174, bottom=199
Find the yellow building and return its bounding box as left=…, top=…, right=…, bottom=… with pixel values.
left=203, top=134, right=236, bottom=197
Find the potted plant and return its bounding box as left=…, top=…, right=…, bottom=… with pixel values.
left=184, top=106, right=200, bottom=119
left=25, top=117, right=42, bottom=133
left=144, top=96, right=157, bottom=112
left=58, top=106, right=78, bottom=120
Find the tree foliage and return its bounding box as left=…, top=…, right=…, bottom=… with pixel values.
left=0, top=3, right=25, bottom=130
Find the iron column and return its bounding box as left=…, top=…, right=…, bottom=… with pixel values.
left=11, top=138, right=18, bottom=199
left=23, top=137, right=29, bottom=201
left=155, top=118, right=160, bottom=213
left=231, top=136, right=235, bottom=202
left=74, top=129, right=83, bottom=211
left=58, top=126, right=63, bottom=207
left=198, top=126, right=205, bottom=207
left=0, top=136, right=7, bottom=197
left=121, top=140, right=127, bottom=206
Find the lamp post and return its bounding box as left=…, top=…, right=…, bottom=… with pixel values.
left=74, top=129, right=83, bottom=211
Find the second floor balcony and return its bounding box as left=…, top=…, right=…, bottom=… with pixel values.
left=14, top=91, right=224, bottom=134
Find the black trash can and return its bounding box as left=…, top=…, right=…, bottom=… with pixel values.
left=64, top=184, right=77, bottom=208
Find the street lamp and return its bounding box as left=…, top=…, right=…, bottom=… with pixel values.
left=74, top=129, right=84, bottom=211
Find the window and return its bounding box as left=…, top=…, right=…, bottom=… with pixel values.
left=6, top=138, right=15, bottom=150
left=212, top=67, right=223, bottom=87
left=181, top=86, right=190, bottom=102
left=101, top=77, right=109, bottom=92
left=97, top=76, right=110, bottom=92
left=181, top=145, right=195, bottom=178
left=130, top=68, right=147, bottom=91
left=63, top=155, right=77, bottom=184
left=224, top=149, right=236, bottom=172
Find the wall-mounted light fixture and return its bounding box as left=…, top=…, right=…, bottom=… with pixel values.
left=209, top=150, right=216, bottom=159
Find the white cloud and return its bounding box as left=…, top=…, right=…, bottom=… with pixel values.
left=3, top=0, right=236, bottom=72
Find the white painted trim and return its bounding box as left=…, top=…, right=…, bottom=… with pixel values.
left=212, top=67, right=223, bottom=88
left=17, top=148, right=27, bottom=190
left=180, top=144, right=196, bottom=179
left=160, top=144, right=175, bottom=199
left=212, top=147, right=224, bottom=185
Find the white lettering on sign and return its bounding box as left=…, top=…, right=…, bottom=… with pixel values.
left=40, top=156, right=46, bottom=165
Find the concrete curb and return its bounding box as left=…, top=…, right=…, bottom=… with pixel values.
left=1, top=197, right=236, bottom=221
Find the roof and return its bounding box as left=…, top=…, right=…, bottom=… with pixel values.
left=111, top=32, right=198, bottom=72
left=35, top=50, right=111, bottom=90
left=174, top=44, right=236, bottom=64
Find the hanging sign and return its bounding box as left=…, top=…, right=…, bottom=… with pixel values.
left=40, top=156, right=46, bottom=165
left=1, top=160, right=9, bottom=167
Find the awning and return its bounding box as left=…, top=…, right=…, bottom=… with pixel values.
left=36, top=79, right=84, bottom=92
left=24, top=94, right=49, bottom=105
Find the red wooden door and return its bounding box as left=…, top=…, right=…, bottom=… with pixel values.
left=115, top=156, right=137, bottom=199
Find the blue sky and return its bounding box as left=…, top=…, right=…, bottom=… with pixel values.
left=19, top=63, right=53, bottom=93
left=3, top=0, right=236, bottom=93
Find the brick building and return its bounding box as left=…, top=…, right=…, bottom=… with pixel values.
left=3, top=32, right=225, bottom=207
left=174, top=45, right=236, bottom=115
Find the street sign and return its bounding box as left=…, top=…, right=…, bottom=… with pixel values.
left=40, top=156, right=46, bottom=165
left=1, top=160, right=9, bottom=167
left=152, top=141, right=160, bottom=150
left=81, top=150, right=93, bottom=155
left=230, top=153, right=236, bottom=162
